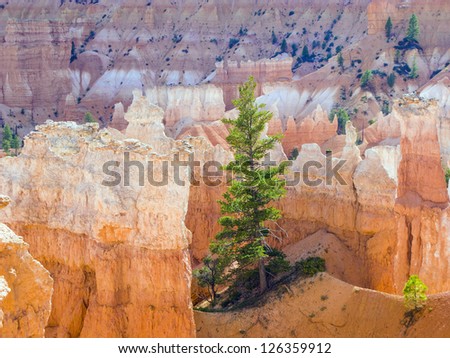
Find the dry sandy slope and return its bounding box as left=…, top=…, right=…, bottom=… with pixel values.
left=195, top=273, right=450, bottom=338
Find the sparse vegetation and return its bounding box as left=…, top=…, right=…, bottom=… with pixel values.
left=2, top=124, right=12, bottom=154
left=84, top=112, right=96, bottom=123
left=337, top=52, right=344, bottom=70
left=329, top=108, right=350, bottom=135
left=445, top=168, right=450, bottom=185
left=295, top=257, right=326, bottom=276
left=385, top=17, right=393, bottom=41
left=360, top=70, right=373, bottom=89
left=288, top=147, right=299, bottom=160
left=387, top=72, right=396, bottom=88
left=406, top=14, right=420, bottom=43
left=228, top=38, right=239, bottom=49
left=401, top=275, right=428, bottom=329
left=271, top=30, right=278, bottom=44
left=280, top=38, right=288, bottom=53
left=409, top=58, right=419, bottom=79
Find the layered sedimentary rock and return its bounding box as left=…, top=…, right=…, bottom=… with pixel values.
left=0, top=19, right=71, bottom=126
left=280, top=106, right=338, bottom=154
left=367, top=0, right=450, bottom=47
left=214, top=57, right=293, bottom=109
left=0, top=121, right=195, bottom=337
left=0, top=196, right=53, bottom=338
left=277, top=97, right=449, bottom=294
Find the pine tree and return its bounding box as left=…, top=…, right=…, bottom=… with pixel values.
left=2, top=124, right=12, bottom=154
left=84, top=112, right=96, bottom=123
left=337, top=52, right=344, bottom=70
left=301, top=45, right=310, bottom=61
left=360, top=70, right=373, bottom=89
left=271, top=30, right=278, bottom=45
left=211, top=76, right=287, bottom=293
left=406, top=14, right=419, bottom=42
left=385, top=17, right=393, bottom=41
left=409, top=58, right=419, bottom=79
left=387, top=72, right=396, bottom=88
left=11, top=134, right=21, bottom=156
left=280, top=38, right=288, bottom=53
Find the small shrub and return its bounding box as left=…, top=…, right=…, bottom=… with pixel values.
left=403, top=275, right=428, bottom=311
left=295, top=257, right=326, bottom=276
left=445, top=168, right=450, bottom=185
left=288, top=147, right=299, bottom=160
left=228, top=38, right=239, bottom=49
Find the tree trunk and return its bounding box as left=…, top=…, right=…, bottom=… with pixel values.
left=258, top=258, right=268, bottom=293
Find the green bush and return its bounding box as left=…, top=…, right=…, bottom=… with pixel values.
left=403, top=275, right=427, bottom=311
left=266, top=249, right=291, bottom=275
left=445, top=168, right=450, bottom=185
left=295, top=257, right=326, bottom=276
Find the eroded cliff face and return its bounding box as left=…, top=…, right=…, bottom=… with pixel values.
left=0, top=121, right=196, bottom=337
left=0, top=196, right=53, bottom=338
left=278, top=97, right=450, bottom=294
left=367, top=0, right=450, bottom=47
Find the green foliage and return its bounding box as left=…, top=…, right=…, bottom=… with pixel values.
left=84, top=112, right=96, bottom=123
left=381, top=100, right=391, bottom=115
left=280, top=38, right=288, bottom=53
left=394, top=49, right=401, bottom=64
left=406, top=14, right=420, bottom=42
left=360, top=70, right=373, bottom=89
left=329, top=108, right=350, bottom=135
left=385, top=17, right=393, bottom=41
left=403, top=275, right=428, bottom=311
left=10, top=134, right=21, bottom=155
left=228, top=38, right=239, bottom=49
left=291, top=43, right=298, bottom=57
left=70, top=41, right=77, bottom=63
left=288, top=147, right=299, bottom=160
left=445, top=168, right=450, bottom=185
left=271, top=30, right=278, bottom=44
left=193, top=255, right=226, bottom=302
left=2, top=124, right=12, bottom=153
left=266, top=248, right=291, bottom=276
left=387, top=72, right=396, bottom=88
left=295, top=257, right=326, bottom=276
left=409, top=58, right=419, bottom=79
left=211, top=76, right=287, bottom=293
left=301, top=45, right=310, bottom=60
left=337, top=52, right=344, bottom=70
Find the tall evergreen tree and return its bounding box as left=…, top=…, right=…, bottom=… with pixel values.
left=301, top=45, right=310, bottom=61
left=385, top=17, right=393, bottom=41
left=337, top=52, right=344, bottom=70
left=212, top=76, right=287, bottom=293
left=271, top=30, right=278, bottom=45
left=2, top=124, right=12, bottom=154
left=409, top=57, right=419, bottom=79
left=406, top=14, right=419, bottom=42
left=11, top=134, right=21, bottom=156
left=280, top=38, right=288, bottom=53
left=84, top=112, right=96, bottom=123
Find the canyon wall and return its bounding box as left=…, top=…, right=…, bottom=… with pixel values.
left=277, top=97, right=449, bottom=294
left=0, top=121, right=196, bottom=337
left=367, top=0, right=450, bottom=47
left=0, top=195, right=53, bottom=338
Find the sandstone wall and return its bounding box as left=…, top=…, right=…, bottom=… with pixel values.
left=0, top=122, right=196, bottom=337
left=0, top=196, right=53, bottom=338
